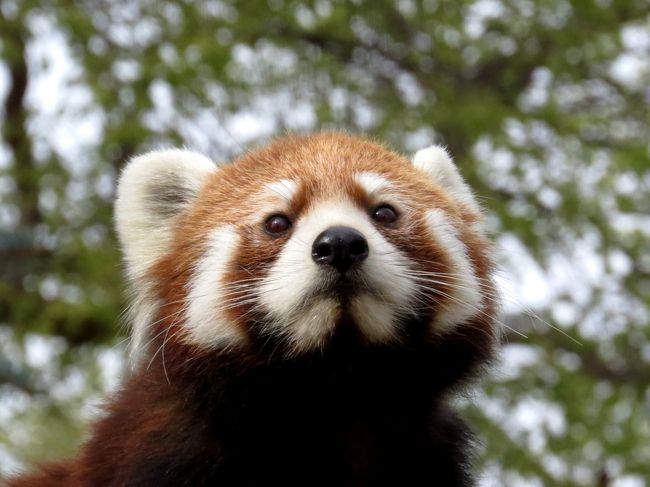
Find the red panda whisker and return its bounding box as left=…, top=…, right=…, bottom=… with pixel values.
left=407, top=275, right=502, bottom=305
left=212, top=290, right=260, bottom=302
left=406, top=272, right=496, bottom=294
left=421, top=272, right=580, bottom=343
left=228, top=276, right=268, bottom=284
left=140, top=300, right=194, bottom=347
left=410, top=275, right=483, bottom=293
left=415, top=284, right=523, bottom=338
left=139, top=307, right=189, bottom=348
left=160, top=324, right=174, bottom=384
left=157, top=311, right=193, bottom=379
left=413, top=276, right=501, bottom=302
left=149, top=326, right=189, bottom=373
left=411, top=275, right=496, bottom=293
left=146, top=326, right=179, bottom=373
left=182, top=287, right=261, bottom=305
left=406, top=268, right=489, bottom=278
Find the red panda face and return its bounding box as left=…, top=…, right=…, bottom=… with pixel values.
left=115, top=133, right=497, bottom=360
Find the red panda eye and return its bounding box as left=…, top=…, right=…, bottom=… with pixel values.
left=372, top=205, right=398, bottom=224
left=264, top=214, right=292, bottom=236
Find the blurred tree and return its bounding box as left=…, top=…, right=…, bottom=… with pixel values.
left=1, top=0, right=648, bottom=484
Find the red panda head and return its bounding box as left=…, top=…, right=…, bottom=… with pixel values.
left=115, top=133, right=498, bottom=362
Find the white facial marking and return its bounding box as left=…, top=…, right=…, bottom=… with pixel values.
left=289, top=298, right=339, bottom=353
left=258, top=199, right=417, bottom=349
left=350, top=295, right=398, bottom=343
left=265, top=179, right=298, bottom=202
left=355, top=171, right=408, bottom=212
left=355, top=172, right=391, bottom=196
left=426, top=209, right=482, bottom=331
left=185, top=226, right=247, bottom=348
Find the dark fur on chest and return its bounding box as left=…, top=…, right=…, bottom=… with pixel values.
left=9, top=319, right=493, bottom=487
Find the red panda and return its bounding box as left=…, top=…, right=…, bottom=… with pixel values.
left=8, top=132, right=499, bottom=486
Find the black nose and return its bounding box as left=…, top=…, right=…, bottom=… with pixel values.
left=312, top=226, right=369, bottom=272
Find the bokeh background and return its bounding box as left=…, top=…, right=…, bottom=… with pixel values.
left=1, top=1, right=649, bottom=485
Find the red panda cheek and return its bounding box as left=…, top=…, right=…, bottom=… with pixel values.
left=180, top=226, right=248, bottom=348
left=425, top=210, right=486, bottom=332
left=379, top=210, right=485, bottom=334
left=220, top=225, right=290, bottom=322
left=233, top=225, right=289, bottom=274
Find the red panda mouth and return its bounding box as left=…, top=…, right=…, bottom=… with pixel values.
left=313, top=272, right=373, bottom=303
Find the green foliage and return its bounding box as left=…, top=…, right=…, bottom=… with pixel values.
left=1, top=0, right=648, bottom=484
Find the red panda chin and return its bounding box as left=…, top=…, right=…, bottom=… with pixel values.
left=9, top=132, right=499, bottom=487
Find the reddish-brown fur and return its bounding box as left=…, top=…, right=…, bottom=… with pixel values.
left=9, top=132, right=498, bottom=486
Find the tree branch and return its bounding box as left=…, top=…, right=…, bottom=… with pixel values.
left=1, top=12, right=40, bottom=226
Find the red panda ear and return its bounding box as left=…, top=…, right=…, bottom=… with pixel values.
left=412, top=145, right=481, bottom=213
left=115, top=149, right=216, bottom=284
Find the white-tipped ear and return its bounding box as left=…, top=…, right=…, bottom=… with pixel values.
left=115, top=149, right=216, bottom=283
left=412, top=145, right=480, bottom=213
